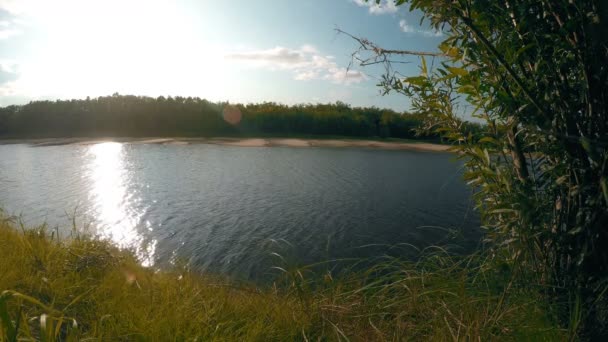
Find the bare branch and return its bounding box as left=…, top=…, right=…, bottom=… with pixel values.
left=335, top=29, right=447, bottom=58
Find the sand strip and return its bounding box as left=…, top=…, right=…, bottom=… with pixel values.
left=0, top=137, right=450, bottom=152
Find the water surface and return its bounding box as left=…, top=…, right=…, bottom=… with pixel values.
left=0, top=143, right=479, bottom=280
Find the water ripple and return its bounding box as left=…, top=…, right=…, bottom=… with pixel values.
left=0, top=143, right=479, bottom=280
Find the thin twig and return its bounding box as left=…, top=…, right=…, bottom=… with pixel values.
left=335, top=29, right=447, bottom=57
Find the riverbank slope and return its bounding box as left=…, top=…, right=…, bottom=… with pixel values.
left=0, top=217, right=560, bottom=340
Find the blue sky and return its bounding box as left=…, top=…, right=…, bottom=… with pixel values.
left=0, top=0, right=444, bottom=111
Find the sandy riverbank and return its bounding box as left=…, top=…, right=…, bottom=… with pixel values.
left=0, top=137, right=450, bottom=152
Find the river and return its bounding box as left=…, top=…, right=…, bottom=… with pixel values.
left=0, top=142, right=479, bottom=281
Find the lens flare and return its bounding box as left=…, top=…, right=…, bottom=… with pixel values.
left=222, top=105, right=242, bottom=125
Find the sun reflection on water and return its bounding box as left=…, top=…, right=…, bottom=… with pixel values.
left=86, top=142, right=156, bottom=266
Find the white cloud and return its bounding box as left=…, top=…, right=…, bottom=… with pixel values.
left=352, top=0, right=398, bottom=15
left=0, top=60, right=18, bottom=73
left=0, top=60, right=19, bottom=83
left=226, top=45, right=367, bottom=85
left=0, top=5, right=27, bottom=40
left=324, top=68, right=366, bottom=84
left=399, top=19, right=443, bottom=37
left=0, top=0, right=67, bottom=15
left=294, top=70, right=319, bottom=81
left=0, top=60, right=19, bottom=95
left=300, top=44, right=318, bottom=54
left=226, top=47, right=308, bottom=68
left=0, top=80, right=17, bottom=96
left=0, top=0, right=24, bottom=14
left=398, top=19, right=414, bottom=33
left=0, top=27, right=21, bottom=39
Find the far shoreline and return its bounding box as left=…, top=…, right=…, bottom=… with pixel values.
left=0, top=136, right=451, bottom=152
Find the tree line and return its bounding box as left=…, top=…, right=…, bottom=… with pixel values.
left=0, top=94, right=443, bottom=140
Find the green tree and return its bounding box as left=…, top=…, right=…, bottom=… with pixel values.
left=351, top=0, right=607, bottom=337
left=0, top=95, right=430, bottom=140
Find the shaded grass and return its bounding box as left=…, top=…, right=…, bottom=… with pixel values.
left=0, top=217, right=563, bottom=341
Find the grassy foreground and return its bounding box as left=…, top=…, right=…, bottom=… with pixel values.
left=0, top=218, right=563, bottom=341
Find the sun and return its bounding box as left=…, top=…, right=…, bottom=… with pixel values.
left=16, top=0, right=229, bottom=99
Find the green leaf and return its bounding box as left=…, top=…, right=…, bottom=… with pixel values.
left=457, top=84, right=477, bottom=94
left=483, top=148, right=491, bottom=164
left=478, top=136, right=498, bottom=145
left=569, top=226, right=583, bottom=235
left=490, top=208, right=518, bottom=214
left=439, top=44, right=460, bottom=58
left=404, top=76, right=427, bottom=86
left=447, top=67, right=468, bottom=77
left=421, top=56, right=428, bottom=76
left=515, top=43, right=535, bottom=59
left=580, top=137, right=592, bottom=153
left=601, top=177, right=608, bottom=206
left=0, top=293, right=17, bottom=342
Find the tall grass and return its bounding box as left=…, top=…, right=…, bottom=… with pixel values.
left=0, top=216, right=563, bottom=341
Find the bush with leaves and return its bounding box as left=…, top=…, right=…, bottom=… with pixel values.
left=349, top=0, right=608, bottom=338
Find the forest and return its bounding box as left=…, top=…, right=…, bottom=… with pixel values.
left=0, top=94, right=439, bottom=139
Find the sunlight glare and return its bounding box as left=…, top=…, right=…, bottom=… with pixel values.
left=16, top=0, right=229, bottom=99
left=86, top=142, right=156, bottom=266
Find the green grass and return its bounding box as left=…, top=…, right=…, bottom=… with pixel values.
left=0, top=217, right=563, bottom=341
